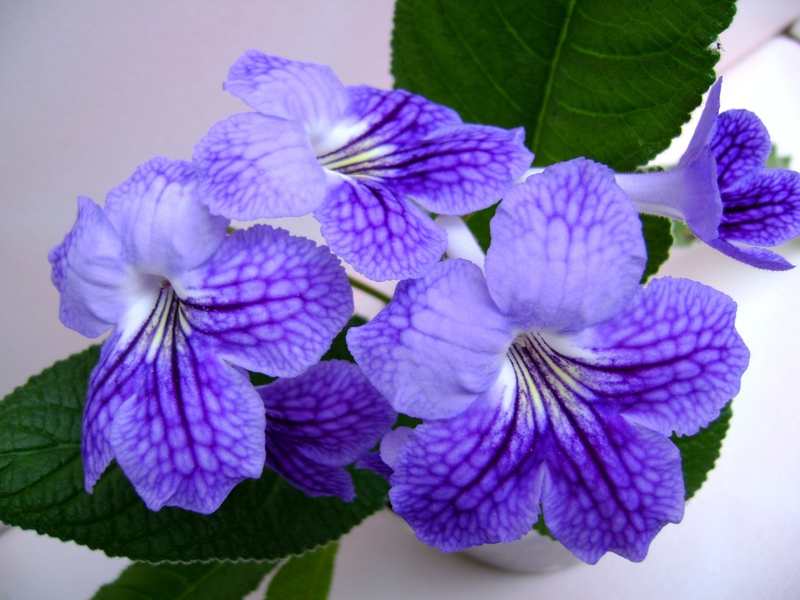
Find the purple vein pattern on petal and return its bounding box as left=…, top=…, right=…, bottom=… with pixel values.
left=194, top=112, right=326, bottom=219
left=180, top=224, right=353, bottom=378
left=486, top=158, right=646, bottom=333
left=259, top=360, right=396, bottom=500
left=710, top=110, right=771, bottom=191
left=348, top=259, right=514, bottom=420
left=315, top=179, right=447, bottom=281
left=390, top=379, right=546, bottom=552
left=49, top=197, right=130, bottom=338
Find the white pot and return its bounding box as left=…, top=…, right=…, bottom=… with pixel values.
left=459, top=530, right=582, bottom=574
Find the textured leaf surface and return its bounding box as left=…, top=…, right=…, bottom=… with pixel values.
left=266, top=542, right=338, bottom=600
left=640, top=215, right=673, bottom=282
left=0, top=341, right=388, bottom=562
left=92, top=560, right=276, bottom=600
left=392, top=0, right=735, bottom=171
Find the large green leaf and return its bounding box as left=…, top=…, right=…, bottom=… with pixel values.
left=266, top=542, right=339, bottom=600
left=92, top=560, right=277, bottom=600
left=0, top=341, right=388, bottom=562
left=392, top=0, right=735, bottom=170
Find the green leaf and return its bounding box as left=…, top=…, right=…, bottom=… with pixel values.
left=92, top=560, right=277, bottom=600
left=766, top=144, right=792, bottom=170
left=640, top=214, right=673, bottom=282
left=266, top=542, right=339, bottom=600
left=465, top=203, right=498, bottom=254
left=672, top=401, right=732, bottom=500
left=392, top=0, right=735, bottom=170
left=0, top=346, right=388, bottom=562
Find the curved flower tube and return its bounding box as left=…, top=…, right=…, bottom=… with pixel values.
left=193, top=51, right=533, bottom=281
left=49, top=157, right=359, bottom=513
left=615, top=78, right=800, bottom=270
left=349, top=158, right=749, bottom=563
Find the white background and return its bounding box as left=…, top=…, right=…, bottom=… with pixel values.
left=2, top=1, right=800, bottom=598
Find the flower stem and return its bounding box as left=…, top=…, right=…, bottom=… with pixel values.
left=348, top=276, right=392, bottom=304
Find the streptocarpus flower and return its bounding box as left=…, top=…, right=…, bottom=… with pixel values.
left=615, top=78, right=800, bottom=270
left=348, top=158, right=749, bottom=563
left=49, top=157, right=356, bottom=513
left=193, top=51, right=533, bottom=281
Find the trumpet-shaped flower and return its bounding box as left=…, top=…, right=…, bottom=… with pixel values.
left=349, top=159, right=749, bottom=563
left=49, top=157, right=358, bottom=513
left=615, top=78, right=800, bottom=270
left=193, top=51, right=533, bottom=281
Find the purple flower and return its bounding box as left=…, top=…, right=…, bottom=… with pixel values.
left=192, top=51, right=533, bottom=281
left=49, top=157, right=382, bottom=513
left=615, top=78, right=800, bottom=270
left=348, top=158, right=749, bottom=563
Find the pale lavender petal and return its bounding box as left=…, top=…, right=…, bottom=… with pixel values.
left=541, top=410, right=684, bottom=563
left=259, top=360, right=395, bottom=467
left=103, top=158, right=229, bottom=275
left=193, top=112, right=326, bottom=219
left=380, top=426, right=413, bottom=470
left=681, top=78, right=722, bottom=165
left=705, top=237, right=794, bottom=271
left=710, top=109, right=771, bottom=191
left=719, top=168, right=800, bottom=247
left=390, top=379, right=546, bottom=552
left=180, top=225, right=352, bottom=377
left=315, top=179, right=447, bottom=281
left=348, top=259, right=514, bottom=420
left=224, top=50, right=350, bottom=142
left=557, top=277, right=749, bottom=436
left=49, top=196, right=129, bottom=338
left=486, top=158, right=646, bottom=333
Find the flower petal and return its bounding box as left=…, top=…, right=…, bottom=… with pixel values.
left=348, top=259, right=514, bottom=420
left=710, top=109, right=771, bottom=192
left=49, top=196, right=130, bottom=338
left=719, top=168, right=800, bottom=247
left=194, top=112, right=326, bottom=219
left=390, top=371, right=546, bottom=552
left=224, top=50, right=350, bottom=140
left=541, top=408, right=684, bottom=563
left=557, top=277, right=749, bottom=437
left=681, top=77, right=721, bottom=165
left=103, top=158, right=229, bottom=275
left=259, top=360, right=395, bottom=501
left=486, top=158, right=646, bottom=333
left=315, top=179, right=447, bottom=281
left=180, top=225, right=352, bottom=378
left=705, top=237, right=794, bottom=271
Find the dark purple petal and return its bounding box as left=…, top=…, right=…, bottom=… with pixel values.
left=259, top=360, right=395, bottom=467
left=49, top=196, right=130, bottom=338
left=85, top=287, right=266, bottom=513
left=487, top=158, right=646, bottom=333
left=265, top=437, right=355, bottom=501
left=103, top=158, right=229, bottom=274
left=194, top=112, right=327, bottom=219
left=224, top=50, right=350, bottom=139
left=355, top=450, right=393, bottom=479
left=180, top=225, right=352, bottom=377
left=541, top=410, right=684, bottom=564
left=348, top=259, right=514, bottom=420
left=719, top=168, right=800, bottom=247
left=705, top=237, right=794, bottom=271
left=710, top=109, right=771, bottom=192
left=390, top=379, right=546, bottom=552
left=315, top=178, right=447, bottom=281
left=559, top=277, right=749, bottom=436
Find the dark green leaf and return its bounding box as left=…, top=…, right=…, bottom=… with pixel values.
left=640, top=214, right=673, bottom=282
left=92, top=560, right=277, bottom=600
left=392, top=0, right=735, bottom=170
left=465, top=203, right=498, bottom=254
left=0, top=346, right=388, bottom=562
left=672, top=401, right=732, bottom=500
left=266, top=542, right=338, bottom=600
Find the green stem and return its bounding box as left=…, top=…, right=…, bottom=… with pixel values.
left=348, top=276, right=392, bottom=304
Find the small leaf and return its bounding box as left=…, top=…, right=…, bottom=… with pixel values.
left=392, top=0, right=735, bottom=171
left=266, top=542, right=339, bottom=600
left=92, top=560, right=277, bottom=600
left=0, top=345, right=388, bottom=563
left=766, top=144, right=792, bottom=170
left=672, top=401, right=732, bottom=500
left=465, top=203, right=498, bottom=254
left=640, top=214, right=673, bottom=282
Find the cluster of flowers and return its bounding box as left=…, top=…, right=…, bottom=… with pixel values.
left=50, top=51, right=800, bottom=563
